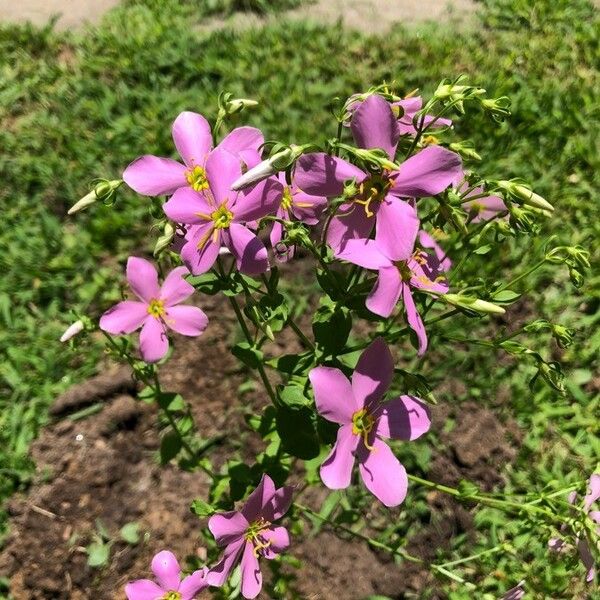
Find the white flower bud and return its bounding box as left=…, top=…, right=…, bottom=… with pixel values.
left=60, top=320, right=84, bottom=342
left=444, top=294, right=506, bottom=315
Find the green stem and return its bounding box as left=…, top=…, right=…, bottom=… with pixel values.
left=496, top=259, right=547, bottom=292
left=287, top=317, right=315, bottom=351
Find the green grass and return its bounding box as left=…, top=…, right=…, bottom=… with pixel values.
left=0, top=0, right=598, bottom=596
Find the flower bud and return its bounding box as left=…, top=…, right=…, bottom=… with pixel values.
left=60, top=319, right=84, bottom=342
left=496, top=180, right=554, bottom=212
left=68, top=179, right=122, bottom=214
left=231, top=145, right=306, bottom=191
left=480, top=96, right=511, bottom=121
left=153, top=222, right=175, bottom=257
left=449, top=141, right=482, bottom=161
left=224, top=97, right=258, bottom=115
left=443, top=293, right=506, bottom=315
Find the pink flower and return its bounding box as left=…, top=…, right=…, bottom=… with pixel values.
left=309, top=338, right=431, bottom=507
left=123, top=111, right=263, bottom=197
left=499, top=580, right=525, bottom=600
left=392, top=96, right=452, bottom=136
left=125, top=550, right=208, bottom=600
left=270, top=172, right=327, bottom=261
left=162, top=149, right=282, bottom=275
left=461, top=185, right=507, bottom=223
left=295, top=95, right=462, bottom=252
left=335, top=203, right=448, bottom=355
left=207, top=475, right=293, bottom=599
left=418, top=229, right=451, bottom=272
left=99, top=257, right=208, bottom=362
left=549, top=474, right=600, bottom=583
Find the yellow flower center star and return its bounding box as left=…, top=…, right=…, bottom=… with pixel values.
left=161, top=592, right=182, bottom=600
left=147, top=298, right=166, bottom=318
left=355, top=173, right=392, bottom=218
left=185, top=165, right=209, bottom=192
left=244, top=517, right=273, bottom=558
left=280, top=186, right=293, bottom=211
left=351, top=408, right=376, bottom=450
left=211, top=203, right=234, bottom=230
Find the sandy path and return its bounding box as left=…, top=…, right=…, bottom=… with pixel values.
left=0, top=0, right=477, bottom=30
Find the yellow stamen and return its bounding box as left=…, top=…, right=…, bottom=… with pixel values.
left=210, top=203, right=233, bottom=230
left=161, top=592, right=182, bottom=600
left=281, top=187, right=293, bottom=211
left=185, top=165, right=209, bottom=192
left=245, top=517, right=273, bottom=558
left=352, top=408, right=376, bottom=451
left=147, top=298, right=165, bottom=319
left=422, top=135, right=439, bottom=145
left=354, top=173, right=392, bottom=218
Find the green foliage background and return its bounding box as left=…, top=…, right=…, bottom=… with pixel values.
left=0, top=0, right=598, bottom=596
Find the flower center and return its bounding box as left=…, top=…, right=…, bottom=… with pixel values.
left=280, top=187, right=293, bottom=211
left=211, top=204, right=233, bottom=230
left=395, top=260, right=413, bottom=282
left=185, top=165, right=209, bottom=192
left=352, top=408, right=376, bottom=450
left=355, top=173, right=392, bottom=218
left=161, top=592, right=182, bottom=600
left=245, top=517, right=272, bottom=558
left=147, top=298, right=166, bottom=318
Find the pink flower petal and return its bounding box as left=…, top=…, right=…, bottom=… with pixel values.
left=262, top=526, right=290, bottom=559
left=206, top=539, right=245, bottom=587
left=127, top=257, right=160, bottom=303
left=265, top=485, right=294, bottom=522
left=402, top=283, right=428, bottom=355
left=375, top=198, right=420, bottom=262
left=418, top=230, right=451, bottom=272
left=327, top=203, right=374, bottom=252
left=352, top=337, right=393, bottom=408
left=125, top=579, right=165, bottom=600
left=99, top=301, right=148, bottom=335
left=408, top=255, right=449, bottom=294
left=309, top=366, right=356, bottom=424
left=123, top=155, right=187, bottom=196
left=165, top=305, right=208, bottom=336
left=351, top=95, right=400, bottom=160
left=205, top=149, right=242, bottom=206
left=208, top=511, right=249, bottom=546
left=584, top=474, right=600, bottom=512
left=232, top=177, right=283, bottom=223
left=358, top=438, right=408, bottom=507
left=320, top=424, right=359, bottom=490
left=160, top=266, right=194, bottom=306
left=240, top=540, right=263, bottom=599
left=294, top=153, right=365, bottom=197
left=163, top=187, right=215, bottom=224
left=375, top=395, right=431, bottom=440
left=172, top=111, right=213, bottom=168
left=242, top=475, right=276, bottom=522
left=180, top=226, right=221, bottom=275
left=577, top=538, right=596, bottom=583
left=335, top=238, right=391, bottom=270
left=218, top=126, right=264, bottom=156
left=151, top=550, right=181, bottom=591
left=224, top=223, right=269, bottom=275
left=139, top=317, right=169, bottom=362
left=391, top=146, right=462, bottom=198
left=179, top=569, right=209, bottom=600
left=366, top=267, right=403, bottom=318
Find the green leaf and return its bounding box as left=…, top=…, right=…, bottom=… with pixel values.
left=492, top=289, right=521, bottom=303
left=119, top=522, right=140, bottom=545
left=267, top=352, right=314, bottom=376
left=156, top=392, right=185, bottom=411
left=277, top=384, right=310, bottom=408
left=232, top=342, right=264, bottom=369
left=275, top=405, right=320, bottom=460
left=160, top=430, right=182, bottom=464
left=312, top=305, right=352, bottom=355
left=87, top=538, right=111, bottom=568
left=190, top=499, right=215, bottom=518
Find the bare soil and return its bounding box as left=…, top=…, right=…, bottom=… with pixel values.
left=0, top=283, right=520, bottom=599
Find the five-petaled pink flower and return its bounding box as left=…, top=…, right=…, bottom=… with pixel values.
left=549, top=473, right=600, bottom=583
left=270, top=172, right=327, bottom=261
left=295, top=95, right=462, bottom=252
left=123, top=111, right=263, bottom=197
left=459, top=181, right=507, bottom=223
left=392, top=95, right=452, bottom=136
left=99, top=257, right=208, bottom=362
left=163, top=148, right=282, bottom=275
left=309, top=338, right=431, bottom=507
left=335, top=203, right=448, bottom=355
left=207, top=475, right=293, bottom=599
left=125, top=550, right=208, bottom=600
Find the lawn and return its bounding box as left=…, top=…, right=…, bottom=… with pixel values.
left=0, top=0, right=598, bottom=597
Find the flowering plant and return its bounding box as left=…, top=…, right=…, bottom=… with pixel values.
left=65, top=80, right=595, bottom=597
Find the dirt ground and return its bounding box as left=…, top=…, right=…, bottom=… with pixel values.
left=0, top=279, right=521, bottom=599
left=0, top=0, right=477, bottom=30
